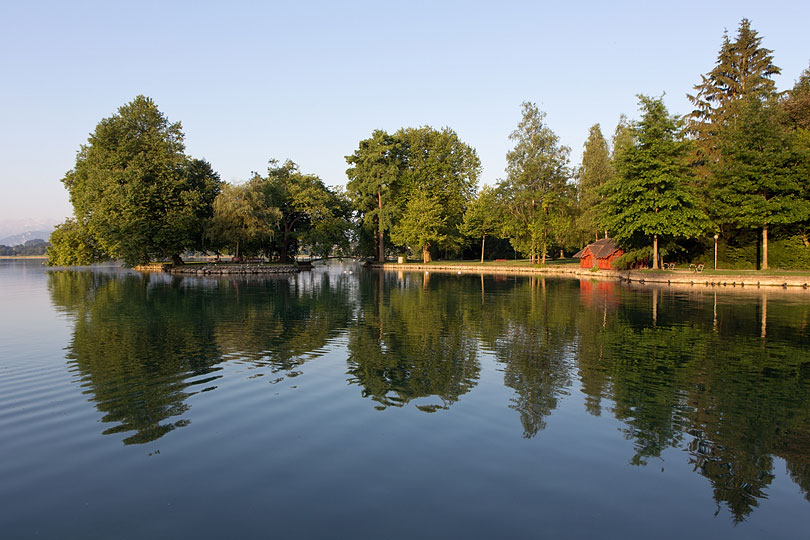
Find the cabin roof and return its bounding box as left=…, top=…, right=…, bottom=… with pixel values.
left=573, top=238, right=621, bottom=259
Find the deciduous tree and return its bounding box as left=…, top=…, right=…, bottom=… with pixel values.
left=396, top=126, right=480, bottom=257
left=498, top=102, right=571, bottom=264
left=460, top=185, right=503, bottom=263
left=207, top=181, right=280, bottom=259
left=61, top=95, right=221, bottom=266
left=262, top=160, right=344, bottom=262
left=391, top=192, right=446, bottom=262
left=46, top=219, right=105, bottom=266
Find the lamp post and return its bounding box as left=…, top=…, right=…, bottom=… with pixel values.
left=714, top=233, right=719, bottom=270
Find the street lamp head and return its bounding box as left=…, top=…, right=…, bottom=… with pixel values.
left=714, top=234, right=719, bottom=240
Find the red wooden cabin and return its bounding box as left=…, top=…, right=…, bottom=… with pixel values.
left=573, top=238, right=624, bottom=269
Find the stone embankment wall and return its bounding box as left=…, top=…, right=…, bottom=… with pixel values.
left=169, top=264, right=303, bottom=275
left=132, top=263, right=173, bottom=272
left=373, top=262, right=618, bottom=279
left=372, top=263, right=810, bottom=290
left=620, top=271, right=810, bottom=290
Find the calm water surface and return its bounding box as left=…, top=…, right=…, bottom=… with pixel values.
left=1, top=260, right=809, bottom=538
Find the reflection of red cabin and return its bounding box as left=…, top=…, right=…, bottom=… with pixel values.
left=573, top=238, right=624, bottom=269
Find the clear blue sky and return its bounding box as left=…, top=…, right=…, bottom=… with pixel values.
left=1, top=0, right=808, bottom=222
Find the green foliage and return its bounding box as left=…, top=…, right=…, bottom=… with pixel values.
left=577, top=123, right=614, bottom=242
left=611, top=114, right=635, bottom=159
left=262, top=160, right=347, bottom=261
left=396, top=126, right=480, bottom=255
left=460, top=185, right=504, bottom=262
left=207, top=160, right=348, bottom=261
left=498, top=102, right=572, bottom=263
left=301, top=186, right=353, bottom=260
left=346, top=126, right=480, bottom=261
left=613, top=246, right=653, bottom=270
left=345, top=130, right=404, bottom=261
left=0, top=239, right=49, bottom=257
left=767, top=236, right=810, bottom=269
left=391, top=192, right=447, bottom=262
left=711, top=96, right=810, bottom=269
left=688, top=18, right=781, bottom=164
left=600, top=95, right=709, bottom=253
left=206, top=181, right=280, bottom=258
left=47, top=219, right=106, bottom=266
left=61, top=95, right=221, bottom=266
left=784, top=63, right=810, bottom=130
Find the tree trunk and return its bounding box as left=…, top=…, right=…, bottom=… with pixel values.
left=171, top=254, right=184, bottom=267
left=652, top=234, right=659, bottom=269
left=377, top=190, right=385, bottom=263
left=422, top=244, right=431, bottom=263
left=762, top=226, right=768, bottom=270
left=235, top=239, right=240, bottom=259
left=480, top=235, right=486, bottom=264
left=541, top=239, right=547, bottom=265
left=373, top=219, right=379, bottom=261
left=281, top=229, right=290, bottom=263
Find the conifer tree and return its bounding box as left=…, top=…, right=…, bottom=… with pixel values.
left=688, top=19, right=781, bottom=166
left=577, top=124, right=614, bottom=242
left=601, top=96, right=708, bottom=269
left=711, top=97, right=810, bottom=269
left=784, top=63, right=810, bottom=131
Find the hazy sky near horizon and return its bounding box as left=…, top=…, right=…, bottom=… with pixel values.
left=1, top=0, right=808, bottom=222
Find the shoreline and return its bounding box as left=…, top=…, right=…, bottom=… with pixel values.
left=370, top=262, right=810, bottom=292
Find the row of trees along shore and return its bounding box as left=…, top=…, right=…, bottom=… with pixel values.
left=49, top=19, right=810, bottom=270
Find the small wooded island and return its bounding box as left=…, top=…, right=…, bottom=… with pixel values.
left=47, top=19, right=810, bottom=275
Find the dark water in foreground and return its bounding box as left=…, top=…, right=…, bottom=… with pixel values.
left=1, top=260, right=810, bottom=539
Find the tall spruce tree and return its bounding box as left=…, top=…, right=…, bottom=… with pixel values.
left=601, top=96, right=708, bottom=269
left=578, top=124, right=614, bottom=242
left=711, top=97, right=810, bottom=269
left=688, top=19, right=781, bottom=166
left=784, top=63, right=810, bottom=131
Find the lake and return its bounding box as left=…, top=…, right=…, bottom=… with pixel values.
left=1, top=259, right=809, bottom=539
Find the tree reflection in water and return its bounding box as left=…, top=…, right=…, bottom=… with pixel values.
left=48, top=266, right=810, bottom=521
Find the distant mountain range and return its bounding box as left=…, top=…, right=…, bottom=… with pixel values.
left=0, top=219, right=58, bottom=246
left=0, top=230, right=53, bottom=246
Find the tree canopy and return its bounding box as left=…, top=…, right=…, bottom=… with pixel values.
left=56, top=95, right=221, bottom=266
left=577, top=124, right=614, bottom=242
left=601, top=95, right=709, bottom=268
left=345, top=130, right=404, bottom=262
left=498, top=102, right=572, bottom=264
left=688, top=19, right=781, bottom=167
left=711, top=96, right=810, bottom=269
